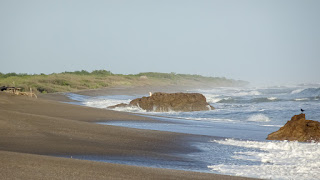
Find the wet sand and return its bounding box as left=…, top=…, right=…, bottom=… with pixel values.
left=0, top=89, right=257, bottom=180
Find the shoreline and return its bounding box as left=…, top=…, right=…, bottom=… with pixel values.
left=0, top=87, right=258, bottom=180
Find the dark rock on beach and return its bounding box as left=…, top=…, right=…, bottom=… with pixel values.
left=108, top=92, right=214, bottom=112
left=267, top=113, right=320, bottom=142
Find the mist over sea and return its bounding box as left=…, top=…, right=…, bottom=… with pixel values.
left=67, top=84, right=320, bottom=180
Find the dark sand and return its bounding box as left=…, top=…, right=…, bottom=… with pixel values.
left=0, top=89, right=257, bottom=180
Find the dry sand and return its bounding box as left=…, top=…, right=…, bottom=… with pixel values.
left=0, top=90, right=257, bottom=180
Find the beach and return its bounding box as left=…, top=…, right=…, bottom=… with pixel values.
left=0, top=89, right=256, bottom=180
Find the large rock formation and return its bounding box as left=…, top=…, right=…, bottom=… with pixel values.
left=267, top=114, right=320, bottom=142
left=109, top=92, right=214, bottom=112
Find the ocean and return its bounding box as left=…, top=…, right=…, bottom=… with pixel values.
left=66, top=84, right=320, bottom=180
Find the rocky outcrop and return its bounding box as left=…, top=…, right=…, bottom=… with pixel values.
left=267, top=114, right=320, bottom=142
left=108, top=92, right=214, bottom=112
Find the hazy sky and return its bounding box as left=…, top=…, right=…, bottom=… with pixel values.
left=1, top=0, right=319, bottom=85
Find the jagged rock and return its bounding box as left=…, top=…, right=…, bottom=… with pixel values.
left=108, top=92, right=214, bottom=112
left=267, top=114, right=320, bottom=142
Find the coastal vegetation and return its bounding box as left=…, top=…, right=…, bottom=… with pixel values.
left=0, top=70, right=248, bottom=94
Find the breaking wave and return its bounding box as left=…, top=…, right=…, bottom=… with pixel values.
left=233, top=90, right=261, bottom=96
left=204, top=94, right=223, bottom=103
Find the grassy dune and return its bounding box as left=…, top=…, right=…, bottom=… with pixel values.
left=0, top=70, right=248, bottom=94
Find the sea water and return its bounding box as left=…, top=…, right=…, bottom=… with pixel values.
left=66, top=84, right=320, bottom=180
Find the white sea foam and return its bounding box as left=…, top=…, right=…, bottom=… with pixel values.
left=261, top=124, right=282, bottom=127
left=247, top=114, right=271, bottom=122
left=294, top=98, right=309, bottom=101
left=204, top=94, right=222, bottom=103
left=84, top=98, right=131, bottom=109
left=267, top=97, right=277, bottom=101
left=208, top=139, right=320, bottom=180
left=113, top=105, right=146, bottom=113
left=235, top=90, right=261, bottom=96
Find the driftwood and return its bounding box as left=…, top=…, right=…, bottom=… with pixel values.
left=2, top=87, right=37, bottom=98
left=17, top=91, right=37, bottom=98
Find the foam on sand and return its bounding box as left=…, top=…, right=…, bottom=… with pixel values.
left=208, top=139, right=320, bottom=180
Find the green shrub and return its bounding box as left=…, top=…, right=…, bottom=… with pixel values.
left=91, top=70, right=113, bottom=76
left=63, top=70, right=90, bottom=75
left=36, top=86, right=55, bottom=93
left=137, top=72, right=177, bottom=79
left=52, top=79, right=70, bottom=86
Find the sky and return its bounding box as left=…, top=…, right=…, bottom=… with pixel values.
left=0, top=0, right=319, bottom=85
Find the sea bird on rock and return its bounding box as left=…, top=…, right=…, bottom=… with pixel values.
left=301, top=109, right=305, bottom=113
